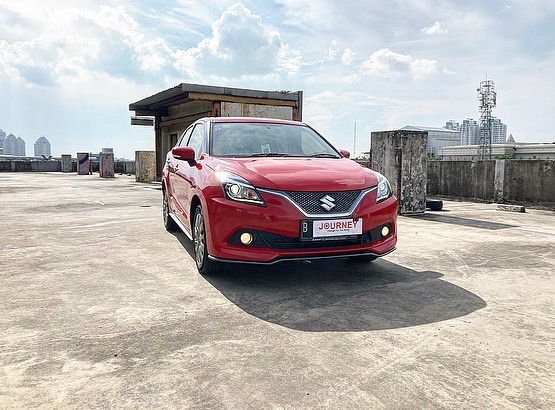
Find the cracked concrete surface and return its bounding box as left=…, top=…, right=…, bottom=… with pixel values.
left=1, top=172, right=554, bottom=409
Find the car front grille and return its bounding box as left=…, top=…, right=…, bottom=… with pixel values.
left=283, top=190, right=362, bottom=214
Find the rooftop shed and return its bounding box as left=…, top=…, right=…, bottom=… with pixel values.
left=129, top=83, right=304, bottom=178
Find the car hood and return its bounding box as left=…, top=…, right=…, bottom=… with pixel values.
left=207, top=157, right=378, bottom=191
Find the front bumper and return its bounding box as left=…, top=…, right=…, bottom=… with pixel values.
left=208, top=246, right=397, bottom=265
left=203, top=189, right=398, bottom=264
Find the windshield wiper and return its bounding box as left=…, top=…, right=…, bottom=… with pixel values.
left=250, top=153, right=292, bottom=157
left=309, top=153, right=340, bottom=158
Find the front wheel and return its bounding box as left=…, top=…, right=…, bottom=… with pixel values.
left=192, top=205, right=223, bottom=275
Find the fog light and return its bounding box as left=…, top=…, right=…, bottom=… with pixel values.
left=381, top=226, right=390, bottom=237
left=240, top=232, right=254, bottom=245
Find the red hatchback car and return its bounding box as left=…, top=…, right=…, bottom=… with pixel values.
left=162, top=117, right=398, bottom=274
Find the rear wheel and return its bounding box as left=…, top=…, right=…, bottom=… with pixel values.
left=163, top=189, right=179, bottom=232
left=192, top=205, right=223, bottom=275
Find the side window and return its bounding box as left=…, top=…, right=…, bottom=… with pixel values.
left=187, top=124, right=206, bottom=160
left=178, top=127, right=193, bottom=147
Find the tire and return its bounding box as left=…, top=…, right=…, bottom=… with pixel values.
left=192, top=205, right=223, bottom=275
left=162, top=189, right=179, bottom=232
left=426, top=199, right=443, bottom=211
left=348, top=255, right=377, bottom=263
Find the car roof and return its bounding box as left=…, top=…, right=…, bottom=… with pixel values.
left=206, top=117, right=307, bottom=126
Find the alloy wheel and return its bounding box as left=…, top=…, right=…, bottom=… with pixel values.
left=163, top=192, right=169, bottom=225
left=193, top=210, right=206, bottom=268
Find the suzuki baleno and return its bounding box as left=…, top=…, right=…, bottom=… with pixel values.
left=162, top=117, right=398, bottom=274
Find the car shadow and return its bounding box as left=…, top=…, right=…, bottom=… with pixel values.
left=172, top=232, right=486, bottom=332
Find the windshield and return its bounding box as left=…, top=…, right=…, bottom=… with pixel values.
left=210, top=122, right=341, bottom=158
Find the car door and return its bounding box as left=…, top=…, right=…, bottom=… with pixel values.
left=173, top=122, right=207, bottom=232
left=167, top=126, right=193, bottom=218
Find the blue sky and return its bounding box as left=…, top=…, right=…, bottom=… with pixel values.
left=1, top=0, right=554, bottom=159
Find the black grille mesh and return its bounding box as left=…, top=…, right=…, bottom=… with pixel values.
left=284, top=190, right=362, bottom=214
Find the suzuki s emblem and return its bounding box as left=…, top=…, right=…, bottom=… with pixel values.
left=320, top=194, right=336, bottom=211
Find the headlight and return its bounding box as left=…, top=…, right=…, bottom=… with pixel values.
left=215, top=171, right=266, bottom=206
left=375, top=171, right=392, bottom=203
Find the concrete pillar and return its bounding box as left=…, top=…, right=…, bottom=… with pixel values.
left=99, top=152, right=115, bottom=178
left=371, top=130, right=428, bottom=215
left=135, top=151, right=156, bottom=182
left=61, top=155, right=72, bottom=173
left=77, top=153, right=90, bottom=175
left=155, top=116, right=164, bottom=181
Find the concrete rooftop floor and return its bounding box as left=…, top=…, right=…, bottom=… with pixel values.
left=1, top=172, right=554, bottom=409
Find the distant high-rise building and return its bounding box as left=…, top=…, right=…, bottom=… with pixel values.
left=3, top=134, right=26, bottom=156
left=490, top=117, right=507, bottom=144
left=460, top=118, right=480, bottom=145
left=3, top=134, right=15, bottom=154
left=444, top=120, right=460, bottom=131
left=0, top=129, right=5, bottom=154
left=16, top=137, right=26, bottom=156
left=446, top=117, right=507, bottom=146
left=34, top=136, right=52, bottom=157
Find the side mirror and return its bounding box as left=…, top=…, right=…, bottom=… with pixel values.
left=339, top=149, right=351, bottom=158
left=172, top=146, right=196, bottom=166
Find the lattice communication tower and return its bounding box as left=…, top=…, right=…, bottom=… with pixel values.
left=477, top=79, right=497, bottom=160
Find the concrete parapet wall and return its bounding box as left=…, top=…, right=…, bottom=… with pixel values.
left=0, top=160, right=61, bottom=172
left=0, top=159, right=136, bottom=175
left=505, top=160, right=555, bottom=203
left=115, top=161, right=135, bottom=174
left=428, top=159, right=555, bottom=206
left=428, top=161, right=495, bottom=201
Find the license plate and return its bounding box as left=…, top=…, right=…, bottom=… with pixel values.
left=301, top=218, right=362, bottom=241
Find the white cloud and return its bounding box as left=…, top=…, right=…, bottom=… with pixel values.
left=421, top=21, right=447, bottom=35
left=173, top=3, right=301, bottom=80
left=342, top=49, right=355, bottom=65
left=274, top=0, right=336, bottom=30
left=360, top=48, right=438, bottom=81
left=328, top=40, right=340, bottom=61
left=0, top=5, right=178, bottom=88
left=2, top=0, right=555, bottom=160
